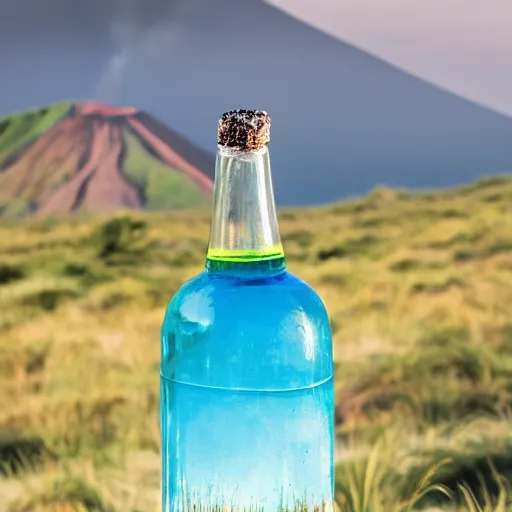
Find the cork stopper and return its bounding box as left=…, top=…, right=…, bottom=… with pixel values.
left=218, top=109, right=270, bottom=151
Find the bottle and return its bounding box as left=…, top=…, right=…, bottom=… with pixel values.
left=160, top=110, right=334, bottom=512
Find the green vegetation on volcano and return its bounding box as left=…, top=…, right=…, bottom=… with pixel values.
left=0, top=102, right=72, bottom=160
left=123, top=131, right=209, bottom=210
left=0, top=103, right=211, bottom=219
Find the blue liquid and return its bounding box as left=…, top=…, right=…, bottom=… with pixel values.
left=161, top=261, right=334, bottom=511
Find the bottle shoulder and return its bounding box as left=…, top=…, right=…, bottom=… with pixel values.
left=166, top=270, right=329, bottom=321
left=161, top=270, right=333, bottom=390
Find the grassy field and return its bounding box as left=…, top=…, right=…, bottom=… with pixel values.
left=0, top=175, right=511, bottom=511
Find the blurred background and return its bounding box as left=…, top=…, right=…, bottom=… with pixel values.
left=0, top=0, right=511, bottom=510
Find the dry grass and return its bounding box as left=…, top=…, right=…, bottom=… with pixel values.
left=1, top=175, right=512, bottom=510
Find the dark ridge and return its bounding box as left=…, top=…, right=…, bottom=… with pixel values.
left=71, top=169, right=96, bottom=212
left=0, top=139, right=35, bottom=171
left=118, top=123, right=146, bottom=206
left=134, top=111, right=215, bottom=180
left=124, top=121, right=167, bottom=163
left=108, top=120, right=117, bottom=145
left=76, top=116, right=95, bottom=173
left=28, top=200, right=38, bottom=213
left=0, top=118, right=10, bottom=137
left=66, top=104, right=76, bottom=117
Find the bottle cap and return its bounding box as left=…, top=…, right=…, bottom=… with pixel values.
left=218, top=109, right=270, bottom=151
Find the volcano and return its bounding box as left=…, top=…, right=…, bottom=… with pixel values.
left=0, top=103, right=214, bottom=218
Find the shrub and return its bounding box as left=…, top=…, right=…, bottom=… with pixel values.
left=0, top=262, right=25, bottom=285
left=95, top=217, right=147, bottom=259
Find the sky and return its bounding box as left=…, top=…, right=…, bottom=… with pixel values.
left=268, top=0, right=512, bottom=115
left=1, top=0, right=511, bottom=116
left=0, top=0, right=176, bottom=112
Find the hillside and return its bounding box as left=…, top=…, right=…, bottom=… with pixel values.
left=0, top=174, right=511, bottom=510
left=0, top=103, right=214, bottom=218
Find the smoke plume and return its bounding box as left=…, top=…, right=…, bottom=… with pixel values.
left=96, top=0, right=183, bottom=103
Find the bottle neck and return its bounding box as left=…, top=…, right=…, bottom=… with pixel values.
left=206, top=145, right=285, bottom=276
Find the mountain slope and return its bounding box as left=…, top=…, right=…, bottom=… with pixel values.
left=0, top=103, right=214, bottom=218
left=107, top=0, right=512, bottom=206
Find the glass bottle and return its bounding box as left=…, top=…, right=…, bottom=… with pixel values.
left=160, top=110, right=334, bottom=512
